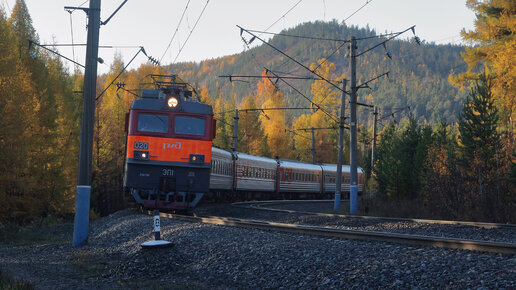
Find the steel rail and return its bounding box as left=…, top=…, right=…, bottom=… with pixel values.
left=154, top=211, right=516, bottom=254
left=232, top=200, right=516, bottom=230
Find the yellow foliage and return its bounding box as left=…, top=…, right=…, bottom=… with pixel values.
left=451, top=0, right=516, bottom=129
left=255, top=71, right=293, bottom=158
left=239, top=96, right=267, bottom=155
left=260, top=98, right=292, bottom=158
left=291, top=58, right=344, bottom=163
left=292, top=114, right=313, bottom=162
left=198, top=86, right=213, bottom=105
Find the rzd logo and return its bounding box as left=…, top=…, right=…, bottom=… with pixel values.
left=163, top=142, right=182, bottom=150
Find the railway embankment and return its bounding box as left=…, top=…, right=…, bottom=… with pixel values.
left=0, top=206, right=515, bottom=289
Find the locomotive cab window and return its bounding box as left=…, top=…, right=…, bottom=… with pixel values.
left=137, top=114, right=169, bottom=133
left=174, top=116, right=205, bottom=136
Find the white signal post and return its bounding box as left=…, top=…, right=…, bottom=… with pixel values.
left=141, top=210, right=172, bottom=248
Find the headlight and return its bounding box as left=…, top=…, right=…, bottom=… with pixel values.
left=134, top=150, right=149, bottom=160
left=167, top=97, right=178, bottom=108
left=189, top=154, right=205, bottom=164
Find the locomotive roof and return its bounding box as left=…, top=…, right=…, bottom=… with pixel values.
left=130, top=89, right=213, bottom=114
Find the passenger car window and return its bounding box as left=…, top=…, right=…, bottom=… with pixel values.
left=175, top=116, right=205, bottom=135
left=138, top=114, right=168, bottom=133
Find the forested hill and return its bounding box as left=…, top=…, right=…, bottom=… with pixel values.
left=168, top=20, right=468, bottom=126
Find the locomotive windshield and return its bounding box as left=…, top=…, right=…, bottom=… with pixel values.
left=137, top=114, right=169, bottom=133
left=174, top=116, right=205, bottom=136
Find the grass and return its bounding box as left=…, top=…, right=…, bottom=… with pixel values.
left=68, top=251, right=106, bottom=278
left=0, top=225, right=69, bottom=246
left=0, top=217, right=71, bottom=247
left=0, top=269, right=34, bottom=290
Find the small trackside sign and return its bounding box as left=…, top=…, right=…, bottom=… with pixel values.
left=154, top=214, right=160, bottom=232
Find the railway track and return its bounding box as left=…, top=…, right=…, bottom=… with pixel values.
left=234, top=200, right=516, bottom=229
left=154, top=204, right=516, bottom=254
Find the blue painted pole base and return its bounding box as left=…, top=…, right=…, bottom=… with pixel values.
left=334, top=193, right=341, bottom=210
left=73, top=185, right=91, bottom=246
left=350, top=185, right=358, bottom=214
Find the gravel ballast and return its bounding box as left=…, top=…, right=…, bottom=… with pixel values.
left=0, top=208, right=515, bottom=289
left=199, top=202, right=516, bottom=244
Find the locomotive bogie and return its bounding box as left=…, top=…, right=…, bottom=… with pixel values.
left=132, top=189, right=204, bottom=210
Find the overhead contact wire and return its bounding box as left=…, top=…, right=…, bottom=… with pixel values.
left=266, top=68, right=338, bottom=123
left=240, top=27, right=343, bottom=94
left=247, top=29, right=350, bottom=43
left=173, top=0, right=210, bottom=64
left=261, top=0, right=304, bottom=34
left=78, top=0, right=89, bottom=7
left=160, top=0, right=190, bottom=63
left=343, top=0, right=374, bottom=23
left=67, top=9, right=77, bottom=70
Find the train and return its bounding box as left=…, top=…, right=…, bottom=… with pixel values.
left=123, top=74, right=364, bottom=211
left=123, top=74, right=216, bottom=211
left=209, top=148, right=364, bottom=201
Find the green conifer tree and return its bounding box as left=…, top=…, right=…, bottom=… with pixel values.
left=458, top=73, right=501, bottom=200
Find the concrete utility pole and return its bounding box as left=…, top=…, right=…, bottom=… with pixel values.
left=73, top=0, right=101, bottom=247
left=349, top=36, right=358, bottom=214
left=233, top=109, right=239, bottom=152
left=334, top=79, right=347, bottom=210
left=371, top=106, right=379, bottom=171
left=311, top=127, right=316, bottom=163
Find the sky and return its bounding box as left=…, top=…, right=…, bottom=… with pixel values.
left=2, top=0, right=476, bottom=74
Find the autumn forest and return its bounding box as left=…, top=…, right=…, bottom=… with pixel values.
left=0, top=0, right=514, bottom=223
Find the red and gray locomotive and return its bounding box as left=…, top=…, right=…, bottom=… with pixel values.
left=124, top=75, right=216, bottom=211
